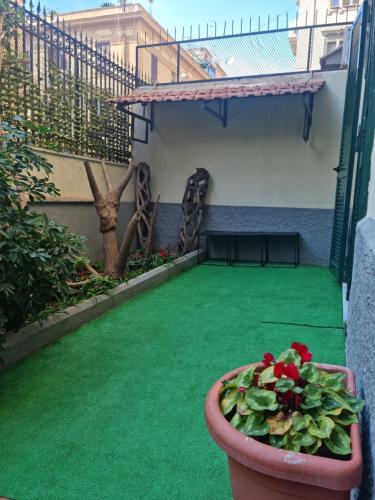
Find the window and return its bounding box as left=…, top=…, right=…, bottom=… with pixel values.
left=343, top=0, right=359, bottom=6
left=326, top=41, right=338, bottom=54
left=96, top=41, right=111, bottom=53
left=151, top=54, right=158, bottom=82
left=48, top=46, right=65, bottom=69
left=331, top=0, right=359, bottom=7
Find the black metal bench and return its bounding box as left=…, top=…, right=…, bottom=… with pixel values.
left=198, top=231, right=300, bottom=267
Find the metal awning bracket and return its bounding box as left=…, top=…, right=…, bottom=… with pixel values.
left=202, top=99, right=228, bottom=127
left=302, top=92, right=314, bottom=142
left=118, top=102, right=153, bottom=144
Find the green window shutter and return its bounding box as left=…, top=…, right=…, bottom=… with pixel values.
left=345, top=2, right=375, bottom=285
left=330, top=2, right=368, bottom=282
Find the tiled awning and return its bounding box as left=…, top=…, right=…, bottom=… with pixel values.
left=112, top=77, right=325, bottom=105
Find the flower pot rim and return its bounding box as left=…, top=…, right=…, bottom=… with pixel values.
left=205, top=362, right=362, bottom=491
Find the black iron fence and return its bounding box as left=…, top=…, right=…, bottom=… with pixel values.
left=0, top=0, right=137, bottom=163
left=136, top=19, right=353, bottom=85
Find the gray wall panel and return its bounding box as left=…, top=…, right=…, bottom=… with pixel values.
left=347, top=217, right=375, bottom=500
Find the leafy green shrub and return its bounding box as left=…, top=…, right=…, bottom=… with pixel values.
left=71, top=275, right=119, bottom=301
left=0, top=119, right=84, bottom=331
left=126, top=248, right=173, bottom=279
left=220, top=342, right=365, bottom=457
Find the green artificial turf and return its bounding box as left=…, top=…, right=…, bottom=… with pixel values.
left=0, top=265, right=345, bottom=500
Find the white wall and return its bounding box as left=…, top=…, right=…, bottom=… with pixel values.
left=133, top=71, right=347, bottom=210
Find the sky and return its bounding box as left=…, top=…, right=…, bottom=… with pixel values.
left=47, top=0, right=303, bottom=38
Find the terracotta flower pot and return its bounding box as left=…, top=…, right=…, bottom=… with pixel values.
left=205, top=363, right=362, bottom=500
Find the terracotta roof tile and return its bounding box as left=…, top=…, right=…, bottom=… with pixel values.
left=112, top=78, right=325, bottom=106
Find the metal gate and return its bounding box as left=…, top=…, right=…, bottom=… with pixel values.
left=329, top=2, right=368, bottom=282
left=345, top=0, right=375, bottom=285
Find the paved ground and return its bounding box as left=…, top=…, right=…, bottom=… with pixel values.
left=0, top=265, right=345, bottom=500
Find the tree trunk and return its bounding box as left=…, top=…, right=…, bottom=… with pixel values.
left=84, top=160, right=139, bottom=279
left=115, top=211, right=141, bottom=277
left=103, top=230, right=120, bottom=277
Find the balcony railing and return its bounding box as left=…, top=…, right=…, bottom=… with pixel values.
left=136, top=19, right=354, bottom=86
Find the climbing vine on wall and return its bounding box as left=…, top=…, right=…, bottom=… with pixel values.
left=0, top=0, right=134, bottom=163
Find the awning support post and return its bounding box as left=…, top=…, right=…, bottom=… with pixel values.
left=302, top=92, right=314, bottom=142
left=118, top=103, right=153, bottom=144
left=202, top=99, right=228, bottom=127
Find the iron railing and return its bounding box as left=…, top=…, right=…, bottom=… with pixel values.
left=136, top=19, right=353, bottom=86
left=0, top=0, right=138, bottom=163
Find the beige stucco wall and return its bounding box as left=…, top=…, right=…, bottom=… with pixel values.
left=133, top=70, right=347, bottom=210
left=33, top=148, right=135, bottom=203
left=30, top=149, right=135, bottom=260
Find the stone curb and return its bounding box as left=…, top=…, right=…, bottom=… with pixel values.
left=1, top=250, right=202, bottom=371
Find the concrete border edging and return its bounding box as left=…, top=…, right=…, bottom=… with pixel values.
left=1, top=250, right=201, bottom=370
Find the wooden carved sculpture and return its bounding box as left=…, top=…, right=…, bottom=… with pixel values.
left=178, top=168, right=209, bottom=255
left=136, top=162, right=160, bottom=257
left=84, top=159, right=140, bottom=278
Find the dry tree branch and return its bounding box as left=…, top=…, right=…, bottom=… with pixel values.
left=114, top=160, right=136, bottom=200
left=101, top=159, right=113, bottom=192
left=84, top=161, right=105, bottom=204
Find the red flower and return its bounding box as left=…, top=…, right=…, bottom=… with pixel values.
left=262, top=352, right=275, bottom=367
left=291, top=342, right=312, bottom=364
left=274, top=361, right=286, bottom=378
left=159, top=248, right=169, bottom=259
left=284, top=362, right=299, bottom=381
left=238, top=387, right=247, bottom=393
left=274, top=361, right=299, bottom=381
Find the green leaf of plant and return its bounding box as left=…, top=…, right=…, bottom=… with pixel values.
left=245, top=387, right=279, bottom=412
left=292, top=431, right=317, bottom=447
left=299, top=363, right=321, bottom=383
left=284, top=437, right=301, bottom=452
left=267, top=411, right=293, bottom=435
left=332, top=411, right=359, bottom=426
left=322, top=393, right=352, bottom=412
left=303, top=384, right=322, bottom=400
left=305, top=439, right=322, bottom=455
left=235, top=366, right=257, bottom=389
left=308, top=416, right=335, bottom=439
left=221, top=389, right=240, bottom=415
left=300, top=397, right=322, bottom=410
left=220, top=379, right=237, bottom=394
left=229, top=412, right=245, bottom=431
left=319, top=407, right=343, bottom=416
left=321, top=372, right=346, bottom=391
left=340, top=393, right=366, bottom=413
left=259, top=366, right=277, bottom=385
left=292, top=412, right=313, bottom=432
left=245, top=412, right=270, bottom=437
left=277, top=348, right=301, bottom=367
left=292, top=386, right=304, bottom=394
left=324, top=425, right=352, bottom=456
left=237, top=395, right=252, bottom=416
left=269, top=434, right=288, bottom=449
left=275, top=378, right=295, bottom=393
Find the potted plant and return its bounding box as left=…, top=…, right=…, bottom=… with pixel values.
left=205, top=343, right=364, bottom=500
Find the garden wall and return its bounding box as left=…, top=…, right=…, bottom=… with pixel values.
left=133, top=70, right=347, bottom=265
left=347, top=145, right=375, bottom=500
left=31, top=149, right=136, bottom=261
